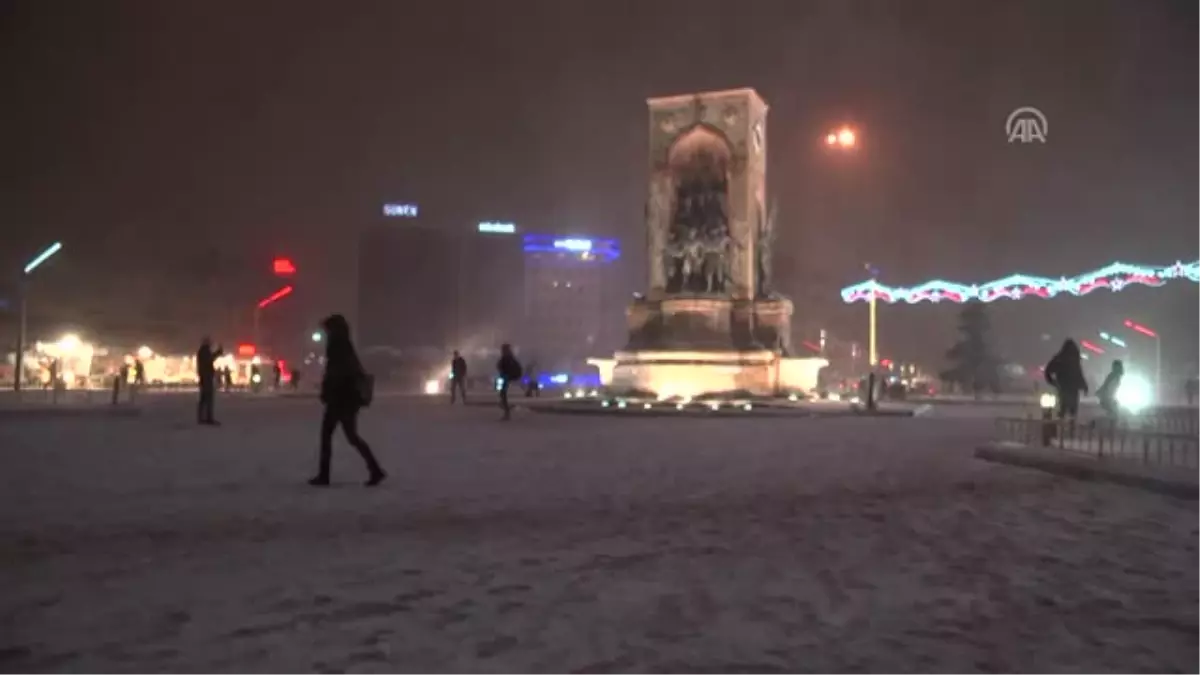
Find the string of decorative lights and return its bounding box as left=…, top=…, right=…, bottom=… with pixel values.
left=840, top=260, right=1200, bottom=304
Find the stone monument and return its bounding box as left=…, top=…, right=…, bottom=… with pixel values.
left=597, top=88, right=826, bottom=398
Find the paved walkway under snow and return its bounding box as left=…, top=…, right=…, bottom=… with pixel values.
left=1, top=397, right=1195, bottom=672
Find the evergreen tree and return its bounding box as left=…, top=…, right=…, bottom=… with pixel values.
left=940, top=302, right=1000, bottom=396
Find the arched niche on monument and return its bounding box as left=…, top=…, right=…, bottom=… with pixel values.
left=663, top=125, right=735, bottom=295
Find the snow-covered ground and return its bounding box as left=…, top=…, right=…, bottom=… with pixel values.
left=1, top=397, right=1195, bottom=673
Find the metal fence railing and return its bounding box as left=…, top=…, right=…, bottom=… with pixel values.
left=1137, top=406, right=1199, bottom=437
left=996, top=416, right=1200, bottom=470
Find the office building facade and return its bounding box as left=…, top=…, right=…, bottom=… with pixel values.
left=521, top=234, right=621, bottom=370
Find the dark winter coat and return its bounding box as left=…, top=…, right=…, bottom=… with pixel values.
left=196, top=343, right=223, bottom=386
left=497, top=354, right=522, bottom=383
left=1097, top=364, right=1124, bottom=403
left=320, top=315, right=366, bottom=408
left=1045, top=341, right=1088, bottom=395
left=451, top=356, right=467, bottom=379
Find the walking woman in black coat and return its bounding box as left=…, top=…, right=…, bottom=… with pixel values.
left=309, top=314, right=385, bottom=487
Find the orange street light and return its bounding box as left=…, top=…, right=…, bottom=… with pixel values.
left=826, top=126, right=858, bottom=149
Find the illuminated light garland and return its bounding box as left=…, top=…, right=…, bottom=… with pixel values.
left=840, top=260, right=1200, bottom=305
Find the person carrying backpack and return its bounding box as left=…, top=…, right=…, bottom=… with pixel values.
left=496, top=343, right=522, bottom=421
left=309, top=314, right=385, bottom=487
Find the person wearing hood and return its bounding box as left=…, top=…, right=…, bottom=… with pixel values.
left=1096, top=359, right=1124, bottom=419
left=1044, top=338, right=1089, bottom=419
left=310, top=314, right=385, bottom=487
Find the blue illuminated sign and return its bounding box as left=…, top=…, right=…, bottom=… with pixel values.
left=383, top=203, right=419, bottom=217
left=478, top=222, right=516, bottom=234
left=553, top=238, right=593, bottom=252
left=522, top=234, right=620, bottom=262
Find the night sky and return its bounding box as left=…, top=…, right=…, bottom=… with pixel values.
left=2, top=0, right=1196, bottom=373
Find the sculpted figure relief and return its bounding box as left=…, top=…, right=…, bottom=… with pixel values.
left=664, top=148, right=736, bottom=294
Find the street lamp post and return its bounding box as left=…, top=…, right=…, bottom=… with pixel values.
left=1124, top=319, right=1161, bottom=402
left=825, top=124, right=869, bottom=360
left=13, top=242, right=63, bottom=393
left=864, top=264, right=880, bottom=367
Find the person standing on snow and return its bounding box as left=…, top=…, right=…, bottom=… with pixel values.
left=450, top=350, right=468, bottom=404
left=196, top=337, right=224, bottom=425
left=1096, top=359, right=1124, bottom=419
left=496, top=343, right=522, bottom=421
left=1044, top=339, right=1088, bottom=420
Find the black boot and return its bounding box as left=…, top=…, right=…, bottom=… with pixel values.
left=365, top=469, right=386, bottom=487
left=308, top=475, right=330, bottom=487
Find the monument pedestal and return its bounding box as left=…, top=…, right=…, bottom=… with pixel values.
left=604, top=294, right=825, bottom=398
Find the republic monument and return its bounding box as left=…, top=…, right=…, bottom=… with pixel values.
left=594, top=88, right=826, bottom=397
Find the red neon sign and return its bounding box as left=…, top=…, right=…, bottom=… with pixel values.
left=237, top=343, right=256, bottom=357
left=273, top=258, right=296, bottom=276
left=258, top=285, right=294, bottom=309
left=1123, top=319, right=1158, bottom=338
left=1079, top=340, right=1105, bottom=355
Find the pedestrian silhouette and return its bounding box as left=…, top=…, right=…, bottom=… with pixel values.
left=450, top=350, right=468, bottom=403
left=496, top=343, right=522, bottom=421
left=1096, top=360, right=1124, bottom=419
left=196, top=337, right=224, bottom=425
left=1044, top=339, right=1088, bottom=419
left=309, top=314, right=385, bottom=487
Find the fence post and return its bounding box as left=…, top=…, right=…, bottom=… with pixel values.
left=1040, top=407, right=1054, bottom=447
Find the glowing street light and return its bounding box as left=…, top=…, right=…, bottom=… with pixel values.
left=253, top=285, right=294, bottom=348
left=825, top=126, right=858, bottom=149
left=14, top=241, right=65, bottom=393
left=24, top=242, right=63, bottom=275
left=1124, top=319, right=1161, bottom=401
left=257, top=285, right=294, bottom=309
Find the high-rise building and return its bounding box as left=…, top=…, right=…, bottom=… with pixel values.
left=357, top=216, right=527, bottom=351
left=456, top=223, right=525, bottom=350
left=521, top=234, right=621, bottom=369
left=357, top=219, right=458, bottom=351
